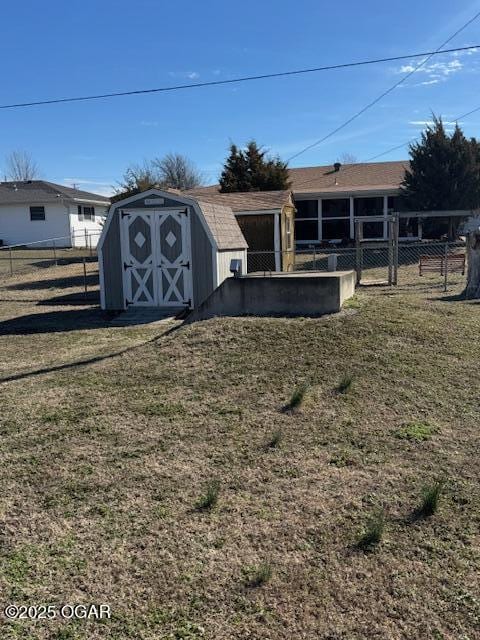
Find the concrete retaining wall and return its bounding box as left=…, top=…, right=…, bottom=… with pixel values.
left=189, top=271, right=355, bottom=321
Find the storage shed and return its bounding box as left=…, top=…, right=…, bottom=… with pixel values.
left=186, top=188, right=295, bottom=272
left=98, top=189, right=248, bottom=311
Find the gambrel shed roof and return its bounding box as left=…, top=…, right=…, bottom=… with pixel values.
left=196, top=200, right=248, bottom=250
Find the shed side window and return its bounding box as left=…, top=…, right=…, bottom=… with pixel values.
left=285, top=215, right=293, bottom=250
left=30, top=206, right=45, bottom=221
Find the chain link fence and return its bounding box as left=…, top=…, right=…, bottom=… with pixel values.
left=0, top=231, right=102, bottom=305
left=247, top=239, right=467, bottom=293
left=0, top=234, right=468, bottom=308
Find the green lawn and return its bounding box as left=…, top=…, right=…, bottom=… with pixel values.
left=0, top=266, right=478, bottom=639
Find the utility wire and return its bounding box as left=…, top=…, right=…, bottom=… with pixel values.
left=365, top=103, right=480, bottom=162
left=455, top=105, right=480, bottom=120
left=286, top=11, right=480, bottom=162
left=0, top=45, right=479, bottom=111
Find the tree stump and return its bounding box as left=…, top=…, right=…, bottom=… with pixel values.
left=466, top=228, right=480, bottom=299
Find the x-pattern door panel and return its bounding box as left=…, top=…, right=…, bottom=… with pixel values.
left=121, top=211, right=157, bottom=306
left=121, top=209, right=192, bottom=308
left=156, top=211, right=191, bottom=306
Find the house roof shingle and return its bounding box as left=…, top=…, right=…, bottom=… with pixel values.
left=188, top=161, right=409, bottom=200
left=0, top=180, right=110, bottom=205
left=287, top=160, right=409, bottom=194
left=186, top=188, right=292, bottom=211
left=196, top=200, right=248, bottom=250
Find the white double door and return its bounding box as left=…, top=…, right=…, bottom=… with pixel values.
left=120, top=209, right=192, bottom=307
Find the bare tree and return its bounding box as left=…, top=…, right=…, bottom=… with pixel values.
left=337, top=152, right=358, bottom=165
left=113, top=153, right=204, bottom=202
left=112, top=160, right=161, bottom=202
left=153, top=153, right=204, bottom=190
left=5, top=150, right=39, bottom=181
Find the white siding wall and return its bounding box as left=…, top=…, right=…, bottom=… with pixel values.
left=216, top=249, right=247, bottom=285
left=0, top=203, right=71, bottom=247
left=69, top=203, right=108, bottom=248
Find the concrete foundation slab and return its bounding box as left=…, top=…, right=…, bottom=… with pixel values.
left=189, top=270, right=355, bottom=321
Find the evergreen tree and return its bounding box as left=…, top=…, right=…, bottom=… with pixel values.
left=219, top=141, right=290, bottom=192
left=401, top=116, right=480, bottom=234
left=219, top=144, right=251, bottom=192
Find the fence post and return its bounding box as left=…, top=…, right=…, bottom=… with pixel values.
left=84, top=228, right=88, bottom=250
left=392, top=214, right=399, bottom=286
left=313, top=246, right=316, bottom=270
left=355, top=219, right=362, bottom=285
left=52, top=239, right=57, bottom=266
left=388, top=219, right=393, bottom=286
left=444, top=241, right=449, bottom=292
left=83, top=257, right=88, bottom=298
left=8, top=247, right=13, bottom=276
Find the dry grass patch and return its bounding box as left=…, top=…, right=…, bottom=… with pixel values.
left=0, top=265, right=478, bottom=638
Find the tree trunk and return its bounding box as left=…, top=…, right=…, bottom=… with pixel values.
left=465, top=229, right=480, bottom=299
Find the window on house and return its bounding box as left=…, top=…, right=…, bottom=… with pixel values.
left=77, top=205, right=95, bottom=221
left=30, top=206, right=45, bottom=221
left=295, top=199, right=319, bottom=242
left=322, top=218, right=350, bottom=240
left=295, top=200, right=318, bottom=219
left=295, top=220, right=318, bottom=241
left=322, top=198, right=349, bottom=218
left=321, top=198, right=350, bottom=241
left=354, top=197, right=385, bottom=239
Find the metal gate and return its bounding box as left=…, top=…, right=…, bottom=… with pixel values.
left=120, top=208, right=192, bottom=308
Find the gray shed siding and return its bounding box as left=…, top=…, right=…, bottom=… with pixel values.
left=121, top=194, right=216, bottom=307
left=190, top=210, right=214, bottom=306
left=101, top=212, right=124, bottom=310
left=100, top=192, right=218, bottom=310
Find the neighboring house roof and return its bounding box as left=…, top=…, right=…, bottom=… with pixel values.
left=288, top=160, right=409, bottom=195
left=0, top=180, right=110, bottom=205
left=188, top=161, right=409, bottom=199
left=195, top=200, right=248, bottom=250
left=186, top=188, right=293, bottom=211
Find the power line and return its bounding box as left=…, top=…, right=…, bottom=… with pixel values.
left=455, top=105, right=480, bottom=120
left=0, top=45, right=479, bottom=111
left=366, top=103, right=480, bottom=162
left=286, top=10, right=480, bottom=162
left=366, top=140, right=416, bottom=162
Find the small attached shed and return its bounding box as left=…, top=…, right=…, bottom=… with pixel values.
left=98, top=189, right=248, bottom=311
left=186, top=189, right=296, bottom=272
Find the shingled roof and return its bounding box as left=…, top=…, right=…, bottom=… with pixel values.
left=188, top=161, right=409, bottom=199
left=288, top=160, right=409, bottom=194
left=195, top=200, right=248, bottom=250
left=186, top=188, right=292, bottom=211
left=0, top=180, right=110, bottom=205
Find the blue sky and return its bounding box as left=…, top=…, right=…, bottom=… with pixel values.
left=1, top=0, right=480, bottom=195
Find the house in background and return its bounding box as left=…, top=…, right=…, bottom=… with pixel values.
left=188, top=160, right=418, bottom=254
left=290, top=160, right=419, bottom=245
left=0, top=180, right=110, bottom=247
